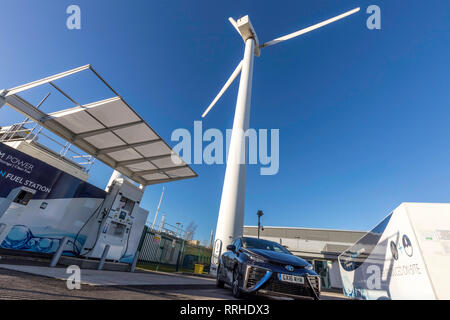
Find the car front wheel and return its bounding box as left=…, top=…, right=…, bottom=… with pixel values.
left=216, top=265, right=225, bottom=288
left=232, top=266, right=243, bottom=299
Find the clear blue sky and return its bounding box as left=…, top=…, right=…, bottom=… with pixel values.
left=1, top=1, right=449, bottom=243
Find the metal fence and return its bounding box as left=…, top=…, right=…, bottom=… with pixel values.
left=136, top=226, right=212, bottom=273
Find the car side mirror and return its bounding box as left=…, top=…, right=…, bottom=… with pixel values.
left=227, top=245, right=236, bottom=252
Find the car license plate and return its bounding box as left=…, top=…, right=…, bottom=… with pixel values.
left=278, top=273, right=304, bottom=284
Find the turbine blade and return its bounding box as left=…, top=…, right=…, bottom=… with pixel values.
left=260, top=7, right=360, bottom=49
left=202, top=60, right=243, bottom=118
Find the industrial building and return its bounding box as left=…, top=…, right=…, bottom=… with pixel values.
left=243, top=226, right=366, bottom=290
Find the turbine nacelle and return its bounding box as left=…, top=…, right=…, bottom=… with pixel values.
left=231, top=15, right=261, bottom=57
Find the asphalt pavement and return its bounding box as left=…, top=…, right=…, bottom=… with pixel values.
left=0, top=263, right=347, bottom=300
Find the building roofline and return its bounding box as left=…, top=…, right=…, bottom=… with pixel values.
left=244, top=225, right=367, bottom=234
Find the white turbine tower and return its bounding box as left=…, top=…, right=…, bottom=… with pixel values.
left=204, top=7, right=360, bottom=274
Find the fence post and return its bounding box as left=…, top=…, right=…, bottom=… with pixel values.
left=98, top=245, right=110, bottom=270
left=176, top=239, right=185, bottom=272
left=155, top=237, right=165, bottom=272
left=50, top=237, right=70, bottom=267
left=137, top=226, right=148, bottom=252
left=130, top=250, right=140, bottom=273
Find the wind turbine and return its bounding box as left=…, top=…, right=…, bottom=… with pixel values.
left=203, top=7, right=360, bottom=274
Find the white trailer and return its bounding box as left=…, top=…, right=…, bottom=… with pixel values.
left=339, top=202, right=450, bottom=300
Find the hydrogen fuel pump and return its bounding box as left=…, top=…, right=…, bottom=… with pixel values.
left=81, top=172, right=146, bottom=261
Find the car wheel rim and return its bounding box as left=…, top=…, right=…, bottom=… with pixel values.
left=233, top=269, right=239, bottom=296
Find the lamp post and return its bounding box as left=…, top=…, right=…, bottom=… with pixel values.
left=176, top=222, right=181, bottom=237
left=257, top=210, right=264, bottom=239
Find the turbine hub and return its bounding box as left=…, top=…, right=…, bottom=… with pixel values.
left=236, top=15, right=260, bottom=56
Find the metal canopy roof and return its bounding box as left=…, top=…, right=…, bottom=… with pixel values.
left=0, top=65, right=197, bottom=186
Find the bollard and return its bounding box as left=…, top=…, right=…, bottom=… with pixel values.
left=0, top=223, right=13, bottom=245
left=130, top=250, right=140, bottom=273
left=0, top=223, right=7, bottom=238
left=50, top=237, right=70, bottom=267
left=98, top=244, right=110, bottom=270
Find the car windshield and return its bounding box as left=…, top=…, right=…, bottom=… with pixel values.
left=243, top=237, right=291, bottom=255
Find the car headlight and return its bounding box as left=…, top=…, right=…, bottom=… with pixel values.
left=305, top=264, right=313, bottom=270
left=248, top=254, right=266, bottom=264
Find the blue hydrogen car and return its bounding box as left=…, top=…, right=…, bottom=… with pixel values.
left=216, top=237, right=321, bottom=300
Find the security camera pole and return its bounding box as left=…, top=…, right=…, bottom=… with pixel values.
left=257, top=210, right=264, bottom=239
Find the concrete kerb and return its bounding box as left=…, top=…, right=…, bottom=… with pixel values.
left=0, top=264, right=217, bottom=289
